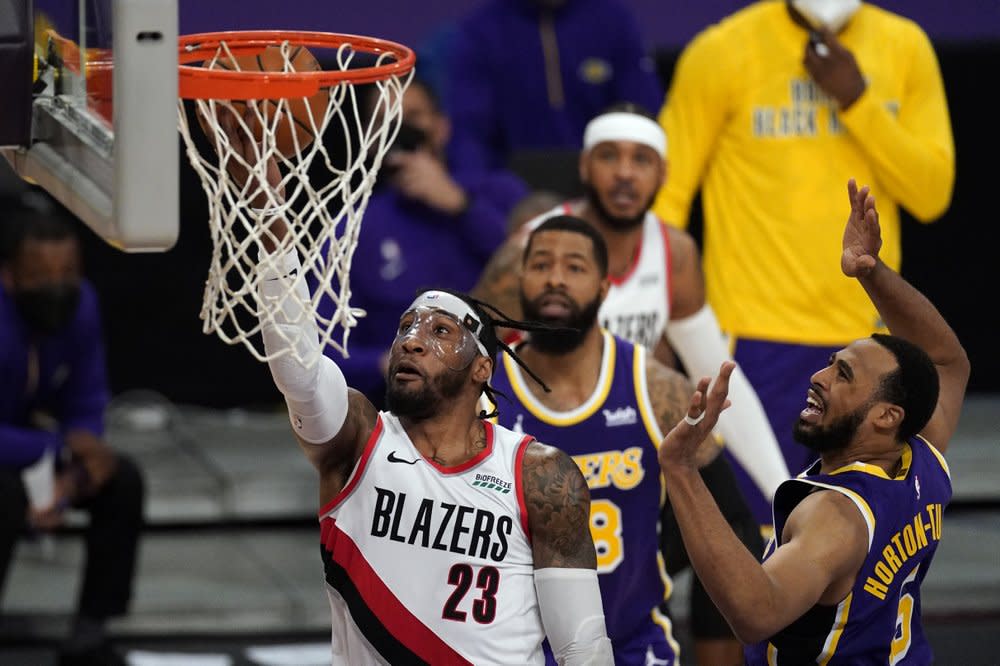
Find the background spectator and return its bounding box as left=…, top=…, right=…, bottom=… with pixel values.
left=0, top=190, right=145, bottom=666
left=653, top=0, right=955, bottom=526
left=441, top=0, right=664, bottom=174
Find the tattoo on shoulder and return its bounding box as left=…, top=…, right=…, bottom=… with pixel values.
left=471, top=237, right=525, bottom=318
left=645, top=356, right=696, bottom=434
left=522, top=441, right=596, bottom=569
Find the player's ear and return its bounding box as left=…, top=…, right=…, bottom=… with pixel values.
left=471, top=355, right=493, bottom=384
left=871, top=402, right=904, bottom=433
left=598, top=276, right=611, bottom=303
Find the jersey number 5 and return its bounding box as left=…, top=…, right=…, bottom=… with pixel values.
left=890, top=567, right=920, bottom=664
left=443, top=563, right=500, bottom=624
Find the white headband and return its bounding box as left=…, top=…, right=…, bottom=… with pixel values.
left=405, top=290, right=489, bottom=357
left=582, top=112, right=667, bottom=158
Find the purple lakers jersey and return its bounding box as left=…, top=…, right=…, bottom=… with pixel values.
left=492, top=330, right=680, bottom=665
left=746, top=435, right=952, bottom=665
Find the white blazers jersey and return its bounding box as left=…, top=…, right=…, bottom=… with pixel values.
left=319, top=412, right=544, bottom=665
left=528, top=205, right=672, bottom=350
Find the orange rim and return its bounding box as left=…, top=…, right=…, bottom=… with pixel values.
left=178, top=30, right=415, bottom=100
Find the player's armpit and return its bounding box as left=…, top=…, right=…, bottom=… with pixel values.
left=470, top=233, right=527, bottom=320
left=522, top=441, right=597, bottom=569
left=645, top=355, right=720, bottom=467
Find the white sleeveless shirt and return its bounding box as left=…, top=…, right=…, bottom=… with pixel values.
left=527, top=205, right=672, bottom=350
left=319, top=412, right=544, bottom=665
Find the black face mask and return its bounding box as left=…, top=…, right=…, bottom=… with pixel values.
left=392, top=122, right=430, bottom=154
left=376, top=122, right=431, bottom=187
left=13, top=284, right=81, bottom=335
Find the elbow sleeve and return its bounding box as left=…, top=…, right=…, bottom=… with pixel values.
left=534, top=568, right=614, bottom=665
left=259, top=250, right=349, bottom=443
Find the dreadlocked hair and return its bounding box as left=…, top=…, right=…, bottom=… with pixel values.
left=431, top=288, right=576, bottom=419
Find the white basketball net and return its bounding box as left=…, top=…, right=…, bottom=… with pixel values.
left=177, top=40, right=413, bottom=367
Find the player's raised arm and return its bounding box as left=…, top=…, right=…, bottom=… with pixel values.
left=842, top=179, right=969, bottom=451
left=217, top=111, right=376, bottom=478
left=522, top=441, right=613, bottom=665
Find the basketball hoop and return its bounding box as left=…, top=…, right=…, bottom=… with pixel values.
left=176, top=31, right=415, bottom=366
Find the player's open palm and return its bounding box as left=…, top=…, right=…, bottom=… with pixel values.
left=217, top=108, right=285, bottom=202
left=658, top=361, right=734, bottom=472
left=842, top=178, right=882, bottom=279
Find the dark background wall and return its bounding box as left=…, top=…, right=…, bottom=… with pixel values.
left=170, top=0, right=1000, bottom=52
left=66, top=2, right=999, bottom=407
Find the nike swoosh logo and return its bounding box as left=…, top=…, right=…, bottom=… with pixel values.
left=387, top=451, right=418, bottom=465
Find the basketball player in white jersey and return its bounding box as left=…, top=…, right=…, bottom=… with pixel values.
left=218, top=114, right=614, bottom=665
left=472, top=104, right=787, bottom=665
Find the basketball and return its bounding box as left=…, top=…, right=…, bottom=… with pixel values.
left=197, top=45, right=328, bottom=157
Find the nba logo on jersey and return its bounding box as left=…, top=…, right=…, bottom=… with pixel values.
left=915, top=475, right=921, bottom=499
left=512, top=414, right=524, bottom=434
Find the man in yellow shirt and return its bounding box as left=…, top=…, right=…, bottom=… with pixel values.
left=653, top=0, right=955, bottom=526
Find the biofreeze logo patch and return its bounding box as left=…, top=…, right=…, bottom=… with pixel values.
left=472, top=473, right=512, bottom=494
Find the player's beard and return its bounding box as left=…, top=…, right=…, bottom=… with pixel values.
left=520, top=290, right=601, bottom=355
left=385, top=364, right=469, bottom=419
left=793, top=400, right=869, bottom=454
left=584, top=183, right=655, bottom=232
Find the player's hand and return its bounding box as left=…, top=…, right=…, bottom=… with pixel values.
left=804, top=28, right=866, bottom=109
left=658, top=362, right=734, bottom=473
left=841, top=178, right=882, bottom=278
left=217, top=107, right=288, bottom=249
left=218, top=109, right=284, bottom=195
left=64, top=430, right=118, bottom=494
left=27, top=472, right=75, bottom=531
left=387, top=150, right=468, bottom=215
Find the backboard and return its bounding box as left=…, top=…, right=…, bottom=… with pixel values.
left=0, top=0, right=178, bottom=251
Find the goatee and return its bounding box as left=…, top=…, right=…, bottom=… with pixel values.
left=520, top=291, right=601, bottom=355
left=793, top=403, right=868, bottom=454
left=583, top=183, right=654, bottom=232
left=386, top=364, right=468, bottom=418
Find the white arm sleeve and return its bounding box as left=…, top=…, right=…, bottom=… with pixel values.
left=258, top=250, right=348, bottom=444
left=534, top=568, right=613, bottom=666
left=666, top=305, right=790, bottom=500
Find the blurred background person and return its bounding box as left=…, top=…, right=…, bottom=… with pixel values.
left=438, top=0, right=664, bottom=174
left=490, top=214, right=726, bottom=665
left=653, top=0, right=955, bottom=527
left=0, top=191, right=145, bottom=666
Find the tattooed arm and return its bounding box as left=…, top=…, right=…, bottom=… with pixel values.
left=470, top=229, right=530, bottom=321
left=523, top=441, right=596, bottom=568
left=646, top=354, right=721, bottom=468
left=523, top=441, right=613, bottom=664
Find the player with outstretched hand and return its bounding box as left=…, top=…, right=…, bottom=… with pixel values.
left=657, top=179, right=969, bottom=664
